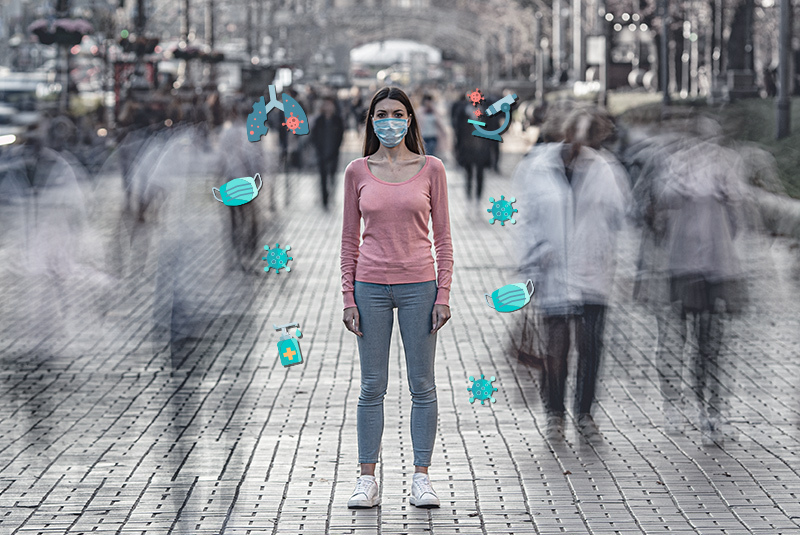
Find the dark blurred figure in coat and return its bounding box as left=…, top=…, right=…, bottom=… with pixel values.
left=483, top=93, right=503, bottom=172
left=310, top=96, right=345, bottom=209
left=272, top=88, right=307, bottom=170
left=452, top=96, right=492, bottom=201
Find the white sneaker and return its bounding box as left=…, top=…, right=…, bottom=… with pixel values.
left=545, top=414, right=565, bottom=440
left=700, top=417, right=723, bottom=447
left=664, top=404, right=685, bottom=435
left=347, top=475, right=380, bottom=508
left=577, top=413, right=601, bottom=440
left=410, top=473, right=440, bottom=508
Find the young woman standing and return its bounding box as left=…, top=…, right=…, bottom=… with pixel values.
left=340, top=87, right=453, bottom=509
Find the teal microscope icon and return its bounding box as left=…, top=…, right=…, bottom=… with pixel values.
left=469, top=93, right=518, bottom=142
left=274, top=323, right=303, bottom=367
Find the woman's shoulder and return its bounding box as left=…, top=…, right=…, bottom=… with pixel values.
left=423, top=154, right=446, bottom=175
left=345, top=156, right=369, bottom=169
left=344, top=157, right=369, bottom=178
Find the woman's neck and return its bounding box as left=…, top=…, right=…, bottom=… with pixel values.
left=372, top=143, right=416, bottom=163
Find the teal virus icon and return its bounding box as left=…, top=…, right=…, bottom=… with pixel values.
left=488, top=196, right=517, bottom=225
left=263, top=243, right=292, bottom=274
left=468, top=375, right=497, bottom=404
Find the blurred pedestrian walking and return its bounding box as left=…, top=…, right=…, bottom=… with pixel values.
left=349, top=85, right=367, bottom=131
left=418, top=94, right=446, bottom=158
left=140, top=122, right=228, bottom=362
left=216, top=104, right=270, bottom=270
left=0, top=115, right=110, bottom=349
left=341, top=87, right=453, bottom=509
left=654, top=136, right=747, bottom=446
left=310, top=96, right=345, bottom=209
left=627, top=133, right=688, bottom=434
left=117, top=100, right=164, bottom=212
left=512, top=106, right=627, bottom=441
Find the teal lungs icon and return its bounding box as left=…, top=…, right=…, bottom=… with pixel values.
left=247, top=85, right=309, bottom=142
left=212, top=173, right=262, bottom=206
left=485, top=280, right=534, bottom=313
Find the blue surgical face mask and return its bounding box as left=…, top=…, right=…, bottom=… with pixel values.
left=212, top=173, right=262, bottom=206
left=373, top=117, right=408, bottom=148
left=485, top=280, right=534, bottom=313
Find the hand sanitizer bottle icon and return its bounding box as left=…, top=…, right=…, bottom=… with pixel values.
left=274, top=323, right=303, bottom=367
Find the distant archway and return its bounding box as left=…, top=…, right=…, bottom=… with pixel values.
left=274, top=2, right=543, bottom=87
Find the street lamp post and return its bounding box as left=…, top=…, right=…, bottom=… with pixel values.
left=205, top=0, right=214, bottom=50
left=553, top=0, right=565, bottom=81
left=205, top=0, right=215, bottom=86
left=56, top=0, right=70, bottom=112
left=775, top=0, right=791, bottom=138
left=135, top=0, right=145, bottom=35
left=534, top=11, right=544, bottom=101
left=180, top=0, right=189, bottom=44
left=711, top=0, right=722, bottom=99
left=573, top=0, right=584, bottom=81
left=659, top=0, right=670, bottom=105
left=245, top=0, right=253, bottom=58
left=744, top=0, right=754, bottom=71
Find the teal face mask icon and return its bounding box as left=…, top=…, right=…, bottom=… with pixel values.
left=212, top=173, right=262, bottom=206
left=485, top=280, right=534, bottom=313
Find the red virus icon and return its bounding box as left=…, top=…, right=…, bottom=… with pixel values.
left=282, top=112, right=305, bottom=134
left=474, top=109, right=483, bottom=118
left=468, top=88, right=485, bottom=107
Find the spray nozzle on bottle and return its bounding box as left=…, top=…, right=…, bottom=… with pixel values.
left=274, top=322, right=302, bottom=340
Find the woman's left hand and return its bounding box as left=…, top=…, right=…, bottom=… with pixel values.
left=431, top=304, right=451, bottom=334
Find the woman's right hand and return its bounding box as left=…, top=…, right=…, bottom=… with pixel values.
left=343, top=307, right=363, bottom=337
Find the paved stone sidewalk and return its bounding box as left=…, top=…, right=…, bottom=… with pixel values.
left=1, top=145, right=799, bottom=535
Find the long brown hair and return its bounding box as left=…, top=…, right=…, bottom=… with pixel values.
left=362, top=86, right=425, bottom=157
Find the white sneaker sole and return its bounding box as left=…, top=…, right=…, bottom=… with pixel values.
left=347, top=496, right=380, bottom=509
left=410, top=494, right=440, bottom=508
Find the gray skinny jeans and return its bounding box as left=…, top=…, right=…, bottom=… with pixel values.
left=354, top=281, right=438, bottom=467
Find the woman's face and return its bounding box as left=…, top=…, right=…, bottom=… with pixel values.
left=373, top=98, right=410, bottom=122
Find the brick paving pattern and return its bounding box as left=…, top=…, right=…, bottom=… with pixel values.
left=1, top=141, right=799, bottom=534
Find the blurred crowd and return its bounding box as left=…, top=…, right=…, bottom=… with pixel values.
left=0, top=84, right=475, bottom=366
left=0, top=83, right=524, bottom=214
left=0, top=84, right=793, bottom=443
left=509, top=100, right=772, bottom=446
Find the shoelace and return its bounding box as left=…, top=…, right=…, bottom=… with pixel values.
left=354, top=478, right=375, bottom=495
left=413, top=477, right=434, bottom=496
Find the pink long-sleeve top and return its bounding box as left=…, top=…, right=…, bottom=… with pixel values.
left=340, top=155, right=454, bottom=310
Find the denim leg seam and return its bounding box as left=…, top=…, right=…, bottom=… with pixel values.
left=354, top=281, right=394, bottom=468
left=396, top=281, right=438, bottom=468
